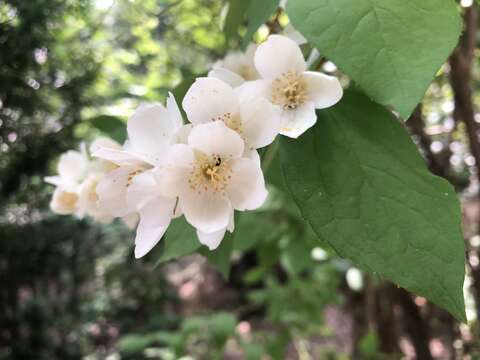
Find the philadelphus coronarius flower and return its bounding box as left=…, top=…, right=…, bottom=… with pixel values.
left=159, top=121, right=268, bottom=250
left=239, top=35, right=343, bottom=138
left=208, top=43, right=259, bottom=87
left=46, top=33, right=343, bottom=260
left=93, top=94, right=186, bottom=258
left=183, top=77, right=281, bottom=158
left=45, top=140, right=121, bottom=223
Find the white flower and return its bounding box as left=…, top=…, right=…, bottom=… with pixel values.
left=46, top=140, right=120, bottom=221
left=208, top=43, right=259, bottom=87
left=159, top=121, right=268, bottom=250
left=77, top=173, right=114, bottom=223
left=50, top=187, right=79, bottom=215
left=240, top=34, right=343, bottom=139
left=45, top=145, right=90, bottom=192
left=183, top=77, right=281, bottom=155
left=93, top=94, right=185, bottom=258
left=93, top=93, right=184, bottom=217
left=93, top=93, right=184, bottom=167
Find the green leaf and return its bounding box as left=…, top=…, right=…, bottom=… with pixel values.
left=243, top=0, right=280, bottom=47
left=279, top=90, right=466, bottom=321
left=286, top=0, right=462, bottom=118
left=155, top=217, right=200, bottom=265
left=117, top=334, right=153, bottom=355
left=200, top=233, right=234, bottom=279
left=224, top=0, right=251, bottom=43
left=207, top=312, right=237, bottom=346
left=89, top=115, right=126, bottom=143
left=233, top=211, right=278, bottom=252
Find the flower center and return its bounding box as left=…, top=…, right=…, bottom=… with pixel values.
left=211, top=112, right=243, bottom=135
left=239, top=64, right=256, bottom=81
left=189, top=152, right=232, bottom=194
left=271, top=71, right=307, bottom=110
left=60, top=191, right=78, bottom=209
left=126, top=169, right=143, bottom=187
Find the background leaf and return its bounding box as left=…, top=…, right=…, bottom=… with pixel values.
left=224, top=0, right=251, bottom=43
left=286, top=0, right=462, bottom=118
left=155, top=217, right=200, bottom=265
left=243, top=0, right=280, bottom=47
left=280, top=90, right=466, bottom=321
left=89, top=115, right=127, bottom=143
left=200, top=232, right=234, bottom=279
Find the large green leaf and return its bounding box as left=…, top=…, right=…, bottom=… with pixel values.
left=279, top=91, right=466, bottom=321
left=286, top=0, right=462, bottom=118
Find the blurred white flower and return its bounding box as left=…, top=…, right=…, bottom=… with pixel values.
left=93, top=93, right=185, bottom=258
left=239, top=35, right=343, bottom=138
left=45, top=145, right=90, bottom=192
left=208, top=43, right=259, bottom=87
left=49, top=188, right=79, bottom=215
left=183, top=77, right=281, bottom=156
left=159, top=121, right=268, bottom=249
left=45, top=140, right=120, bottom=222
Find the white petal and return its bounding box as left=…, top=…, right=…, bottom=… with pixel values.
left=208, top=67, right=245, bottom=87
left=196, top=209, right=235, bottom=250
left=188, top=121, right=244, bottom=159
left=50, top=187, right=78, bottom=215
left=243, top=148, right=261, bottom=164
left=89, top=137, right=121, bottom=155
left=279, top=101, right=317, bottom=139
left=227, top=209, right=235, bottom=232
left=166, top=92, right=184, bottom=129
left=96, top=166, right=137, bottom=217
left=240, top=97, right=281, bottom=149
left=134, top=222, right=168, bottom=259
left=283, top=23, right=307, bottom=45
left=158, top=144, right=194, bottom=198
left=181, top=190, right=232, bottom=233
left=134, top=225, right=168, bottom=258
left=306, top=49, right=321, bottom=69
left=227, top=158, right=268, bottom=211
left=134, top=195, right=176, bottom=257
left=92, top=146, right=146, bottom=166
left=122, top=212, right=139, bottom=229
left=45, top=176, right=79, bottom=192
left=174, top=124, right=193, bottom=144
left=254, top=35, right=306, bottom=79
left=137, top=195, right=176, bottom=228
left=235, top=80, right=270, bottom=104
left=182, top=77, right=239, bottom=125
left=196, top=228, right=226, bottom=250
left=244, top=43, right=258, bottom=63
left=77, top=174, right=102, bottom=217
left=303, top=71, right=343, bottom=109
left=127, top=103, right=176, bottom=160
left=57, top=150, right=88, bottom=182
left=127, top=170, right=159, bottom=210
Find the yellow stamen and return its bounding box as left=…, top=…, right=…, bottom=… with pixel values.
left=271, top=71, right=308, bottom=110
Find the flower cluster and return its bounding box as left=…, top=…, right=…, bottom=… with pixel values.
left=46, top=35, right=342, bottom=258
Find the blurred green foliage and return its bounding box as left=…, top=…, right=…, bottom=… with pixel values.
left=2, top=0, right=479, bottom=359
